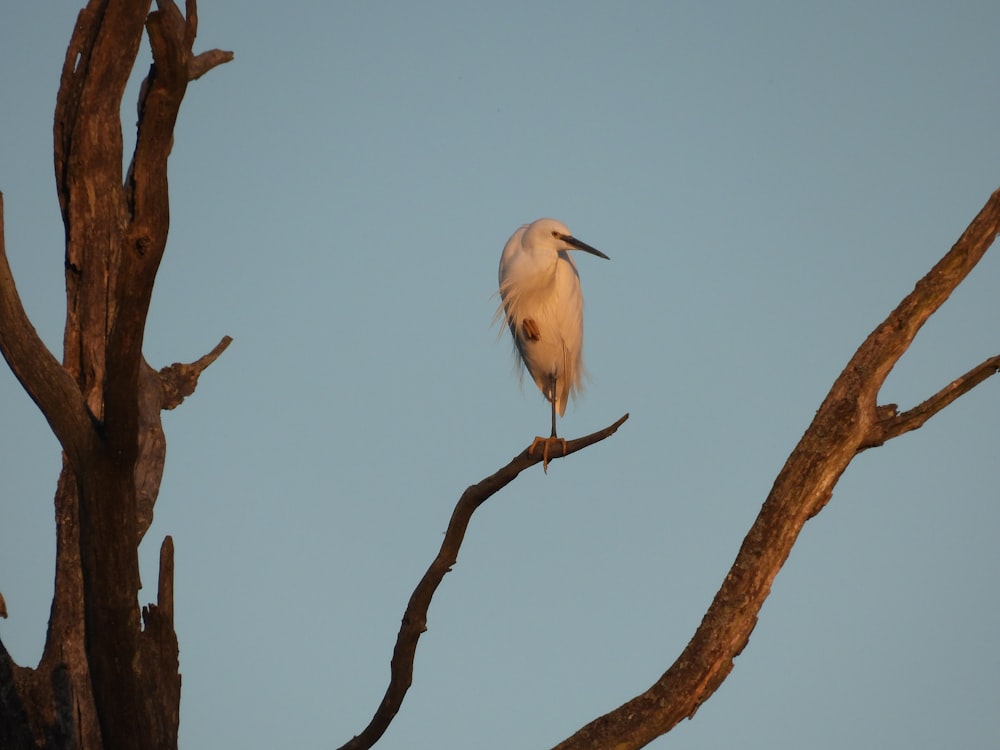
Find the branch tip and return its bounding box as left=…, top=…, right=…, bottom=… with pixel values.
left=189, top=49, right=234, bottom=80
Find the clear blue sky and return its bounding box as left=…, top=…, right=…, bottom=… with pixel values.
left=2, top=2, right=998, bottom=748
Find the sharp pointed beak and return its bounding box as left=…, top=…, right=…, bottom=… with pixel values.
left=561, top=233, right=610, bottom=260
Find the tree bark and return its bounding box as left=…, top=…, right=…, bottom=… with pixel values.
left=0, top=2, right=231, bottom=749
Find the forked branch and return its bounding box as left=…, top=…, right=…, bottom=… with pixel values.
left=337, top=414, right=629, bottom=750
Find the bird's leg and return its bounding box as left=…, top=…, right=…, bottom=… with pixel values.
left=528, top=376, right=567, bottom=473
left=545, top=397, right=567, bottom=472
left=550, top=388, right=557, bottom=439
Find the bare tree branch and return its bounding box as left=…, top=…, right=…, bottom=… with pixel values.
left=549, top=189, right=1000, bottom=750
left=337, top=414, right=630, bottom=750
left=861, top=354, right=1000, bottom=449
left=158, top=335, right=233, bottom=410
left=0, top=193, right=97, bottom=464
left=188, top=48, right=234, bottom=79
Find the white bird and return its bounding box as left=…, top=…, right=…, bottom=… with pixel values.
left=497, top=218, right=609, bottom=468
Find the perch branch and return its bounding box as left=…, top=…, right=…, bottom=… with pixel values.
left=337, top=414, right=629, bottom=750
left=550, top=188, right=1000, bottom=750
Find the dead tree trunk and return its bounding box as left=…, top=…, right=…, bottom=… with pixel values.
left=0, top=2, right=231, bottom=749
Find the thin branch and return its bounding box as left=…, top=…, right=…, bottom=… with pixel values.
left=550, top=188, right=1000, bottom=750
left=861, top=354, right=1000, bottom=449
left=0, top=193, right=96, bottom=463
left=337, top=414, right=630, bottom=750
left=189, top=48, right=234, bottom=80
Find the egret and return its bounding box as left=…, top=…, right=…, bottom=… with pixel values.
left=497, top=218, right=609, bottom=469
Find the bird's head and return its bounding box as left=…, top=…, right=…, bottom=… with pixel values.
left=523, top=218, right=610, bottom=260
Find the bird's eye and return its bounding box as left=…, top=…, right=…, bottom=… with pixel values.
left=551, top=231, right=559, bottom=238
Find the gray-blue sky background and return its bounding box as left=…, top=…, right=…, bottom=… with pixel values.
left=2, top=2, right=998, bottom=748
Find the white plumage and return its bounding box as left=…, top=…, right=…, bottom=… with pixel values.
left=497, top=218, right=608, bottom=445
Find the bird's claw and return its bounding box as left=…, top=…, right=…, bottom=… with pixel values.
left=528, top=436, right=567, bottom=473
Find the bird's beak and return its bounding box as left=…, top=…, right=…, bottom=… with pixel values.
left=561, top=233, right=610, bottom=260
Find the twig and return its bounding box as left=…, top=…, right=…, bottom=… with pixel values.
left=862, top=354, right=1000, bottom=449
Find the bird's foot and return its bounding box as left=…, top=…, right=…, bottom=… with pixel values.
left=528, top=436, right=567, bottom=473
